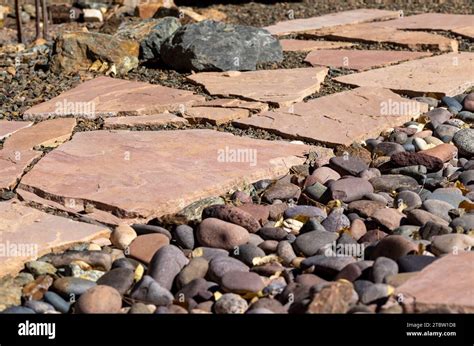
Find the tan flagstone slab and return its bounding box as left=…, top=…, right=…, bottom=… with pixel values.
left=23, top=76, right=205, bottom=120
left=187, top=67, right=328, bottom=107
left=264, top=9, right=400, bottom=36
left=303, top=22, right=459, bottom=52
left=183, top=107, right=250, bottom=125
left=18, top=129, right=317, bottom=223
left=380, top=13, right=474, bottom=39
left=396, top=252, right=474, bottom=313
left=335, top=52, right=474, bottom=97
left=193, top=98, right=269, bottom=112
left=280, top=39, right=355, bottom=52
left=0, top=200, right=110, bottom=277
left=0, top=121, right=33, bottom=140
left=2, top=118, right=76, bottom=151
left=304, top=49, right=431, bottom=71
left=103, top=113, right=188, bottom=129
left=234, top=87, right=428, bottom=146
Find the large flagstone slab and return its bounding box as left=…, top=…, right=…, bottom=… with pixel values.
left=335, top=52, right=474, bottom=97
left=396, top=252, right=474, bottom=313
left=280, top=39, right=355, bottom=52
left=18, top=129, right=319, bottom=223
left=264, top=9, right=400, bottom=36
left=103, top=113, right=188, bottom=129
left=234, top=87, right=428, bottom=146
left=23, top=77, right=205, bottom=120
left=303, top=22, right=459, bottom=52
left=0, top=200, right=110, bottom=277
left=187, top=67, right=328, bottom=107
left=380, top=13, right=474, bottom=39
left=305, top=49, right=431, bottom=71
left=0, top=121, right=32, bottom=140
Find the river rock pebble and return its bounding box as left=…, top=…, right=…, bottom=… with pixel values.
left=130, top=275, right=174, bottom=306
left=110, top=224, right=137, bottom=250
left=202, top=204, right=261, bottom=233
left=221, top=271, right=265, bottom=294
left=76, top=285, right=122, bottom=314
left=96, top=267, right=134, bottom=295
left=197, top=218, right=250, bottom=250
left=174, top=224, right=195, bottom=249
left=294, top=230, right=339, bottom=257
left=214, top=293, right=248, bottom=314
left=147, top=245, right=189, bottom=290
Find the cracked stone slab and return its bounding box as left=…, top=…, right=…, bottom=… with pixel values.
left=234, top=87, right=428, bottom=146
left=187, top=67, right=328, bottom=107
left=335, top=52, right=474, bottom=97
left=183, top=107, right=250, bottom=125
left=304, top=49, right=431, bottom=71
left=303, top=22, right=459, bottom=52
left=379, top=13, right=474, bottom=39
left=17, top=188, right=136, bottom=226
left=2, top=118, right=76, bottom=151
left=0, top=119, right=77, bottom=192
left=0, top=150, right=41, bottom=192
left=103, top=114, right=188, bottom=129
left=396, top=252, right=474, bottom=313
left=280, top=39, right=355, bottom=52
left=23, top=76, right=205, bottom=120
left=264, top=9, right=400, bottom=36
left=18, top=129, right=316, bottom=223
left=0, top=121, right=32, bottom=140
left=0, top=200, right=110, bottom=277
left=192, top=98, right=269, bottom=112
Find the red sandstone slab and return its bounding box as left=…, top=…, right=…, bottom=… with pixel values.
left=0, top=200, right=110, bottom=277
left=23, top=76, right=205, bottom=120
left=0, top=150, right=41, bottom=192
left=304, top=22, right=459, bottom=52
left=335, top=52, right=474, bottom=97
left=103, top=113, right=188, bottom=129
left=396, top=252, right=474, bottom=313
left=0, top=121, right=32, bottom=140
left=2, top=118, right=76, bottom=151
left=18, top=130, right=317, bottom=223
left=280, top=39, right=355, bottom=52
left=184, top=107, right=250, bottom=125
left=304, top=49, right=431, bottom=71
left=381, top=13, right=474, bottom=39
left=0, top=119, right=77, bottom=192
left=187, top=68, right=328, bottom=107
left=234, top=87, right=428, bottom=146
left=264, top=9, right=400, bottom=36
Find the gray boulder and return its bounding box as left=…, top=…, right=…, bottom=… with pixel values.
left=161, top=20, right=283, bottom=71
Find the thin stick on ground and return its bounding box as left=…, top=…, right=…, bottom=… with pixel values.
left=35, top=0, right=41, bottom=40
left=41, top=0, right=48, bottom=40
left=15, top=0, right=23, bottom=43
